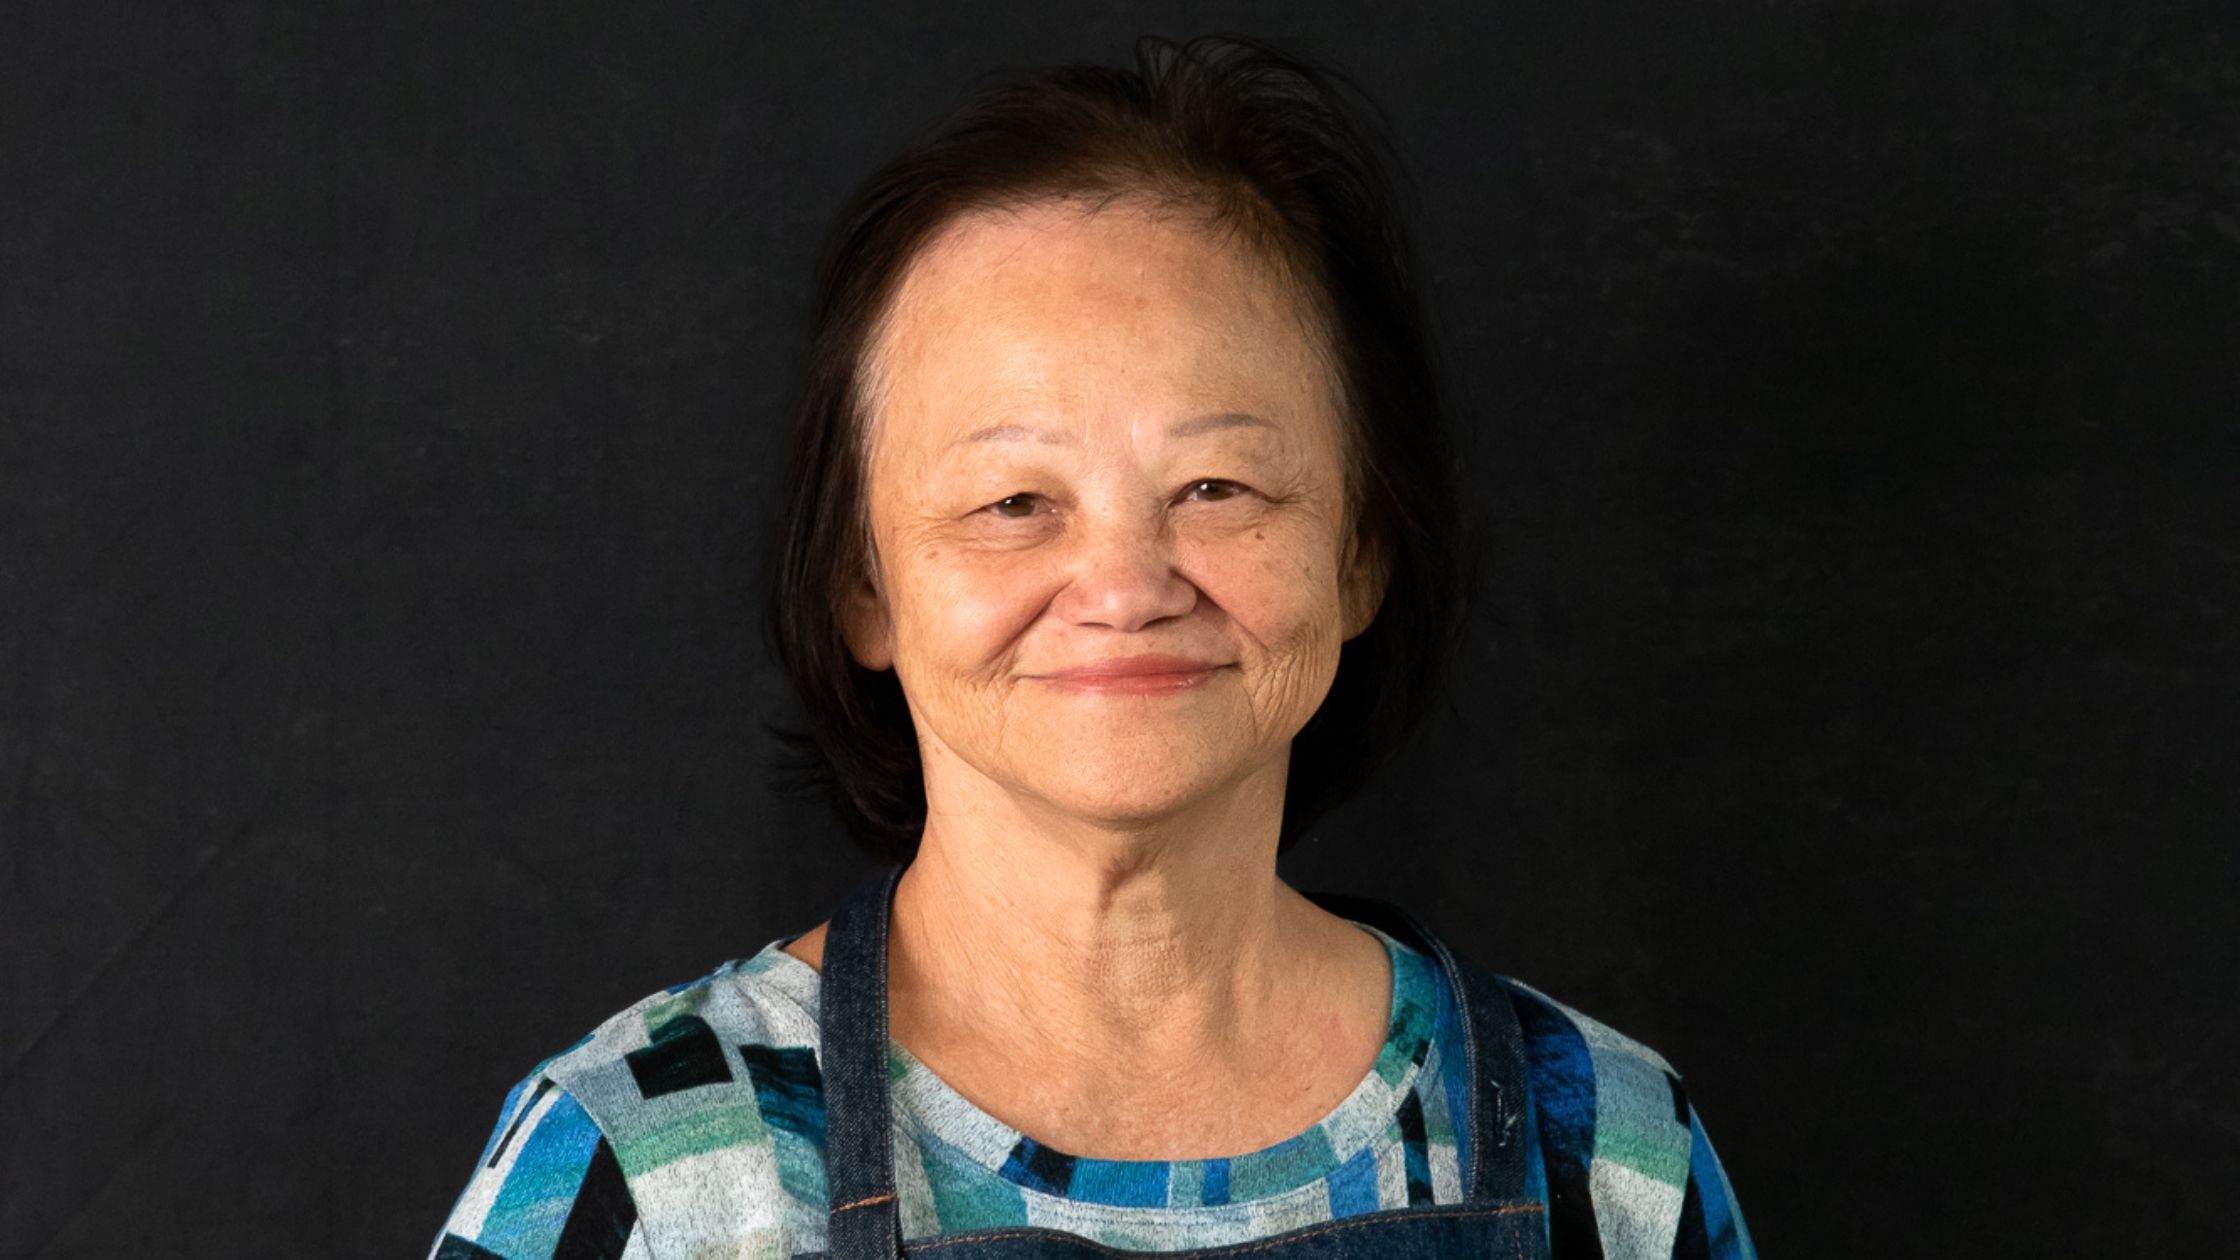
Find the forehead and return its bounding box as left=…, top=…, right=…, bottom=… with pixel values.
left=862, top=199, right=1337, bottom=447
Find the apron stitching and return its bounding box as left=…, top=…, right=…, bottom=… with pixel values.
left=835, top=1193, right=898, bottom=1211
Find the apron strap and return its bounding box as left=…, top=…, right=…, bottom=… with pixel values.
left=818, top=862, right=909, bottom=1260
left=1300, top=890, right=1533, bottom=1205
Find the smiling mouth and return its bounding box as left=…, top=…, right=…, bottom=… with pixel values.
left=1030, top=658, right=1229, bottom=695
left=1038, top=670, right=1214, bottom=695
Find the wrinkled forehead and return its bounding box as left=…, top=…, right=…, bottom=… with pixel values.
left=854, top=197, right=1343, bottom=458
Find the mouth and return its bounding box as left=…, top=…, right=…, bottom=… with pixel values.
left=1030, top=656, right=1228, bottom=695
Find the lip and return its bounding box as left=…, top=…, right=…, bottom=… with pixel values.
left=1033, top=655, right=1225, bottom=695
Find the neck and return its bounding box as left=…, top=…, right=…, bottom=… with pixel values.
left=889, top=745, right=1309, bottom=1080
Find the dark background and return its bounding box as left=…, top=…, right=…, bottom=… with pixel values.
left=4, top=1, right=2235, bottom=1255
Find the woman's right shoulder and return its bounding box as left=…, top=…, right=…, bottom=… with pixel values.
left=428, top=943, right=836, bottom=1259
left=525, top=941, right=829, bottom=1116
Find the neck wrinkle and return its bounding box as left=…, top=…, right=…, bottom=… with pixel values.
left=888, top=786, right=1304, bottom=1078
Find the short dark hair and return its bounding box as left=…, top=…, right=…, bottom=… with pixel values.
left=766, top=33, right=1467, bottom=863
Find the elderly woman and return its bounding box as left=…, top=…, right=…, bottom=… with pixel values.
left=428, top=35, right=1753, bottom=1260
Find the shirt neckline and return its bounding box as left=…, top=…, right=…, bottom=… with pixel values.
left=749, top=921, right=1445, bottom=1208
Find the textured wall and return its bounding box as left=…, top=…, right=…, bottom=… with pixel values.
left=3, top=2, right=2234, bottom=1255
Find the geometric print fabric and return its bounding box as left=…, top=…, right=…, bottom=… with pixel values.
left=425, top=924, right=1754, bottom=1258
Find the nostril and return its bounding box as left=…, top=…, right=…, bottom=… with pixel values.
left=1053, top=552, right=1198, bottom=632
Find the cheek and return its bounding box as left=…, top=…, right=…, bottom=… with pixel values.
left=1187, top=526, right=1345, bottom=647
left=1188, top=530, right=1348, bottom=737
left=891, top=550, right=1059, bottom=668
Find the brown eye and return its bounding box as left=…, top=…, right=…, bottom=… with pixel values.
left=989, top=493, right=1045, bottom=518
left=1184, top=479, right=1242, bottom=502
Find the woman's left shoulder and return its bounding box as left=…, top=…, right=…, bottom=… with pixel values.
left=1495, top=975, right=1683, bottom=1088
left=1487, top=975, right=1695, bottom=1168
left=1482, top=974, right=1759, bottom=1260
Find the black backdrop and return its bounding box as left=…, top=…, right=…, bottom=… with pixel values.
left=4, top=2, right=2234, bottom=1256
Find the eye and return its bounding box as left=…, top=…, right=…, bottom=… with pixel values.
left=1182, top=479, right=1245, bottom=503
left=985, top=492, right=1048, bottom=519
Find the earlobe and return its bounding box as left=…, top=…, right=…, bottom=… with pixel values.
left=838, top=572, right=896, bottom=671
left=1340, top=531, right=1390, bottom=642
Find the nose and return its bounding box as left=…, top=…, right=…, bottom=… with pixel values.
left=1049, top=513, right=1198, bottom=632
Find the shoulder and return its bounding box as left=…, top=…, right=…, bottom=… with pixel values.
left=1498, top=975, right=1681, bottom=1102
left=1495, top=976, right=1691, bottom=1186
left=428, top=945, right=835, bottom=1260
left=529, top=946, right=825, bottom=1113
left=1492, top=975, right=1757, bottom=1260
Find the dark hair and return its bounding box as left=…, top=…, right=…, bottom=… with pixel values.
left=766, top=33, right=1466, bottom=863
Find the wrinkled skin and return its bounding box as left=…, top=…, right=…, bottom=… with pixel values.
left=843, top=197, right=1384, bottom=837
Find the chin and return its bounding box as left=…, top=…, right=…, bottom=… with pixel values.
left=945, top=706, right=1281, bottom=826
left=1053, top=786, right=1214, bottom=828
left=1022, top=751, right=1257, bottom=829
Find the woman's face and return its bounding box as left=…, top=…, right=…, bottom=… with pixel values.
left=843, top=199, right=1382, bottom=829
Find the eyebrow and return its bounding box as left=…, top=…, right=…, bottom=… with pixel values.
left=957, top=412, right=1275, bottom=446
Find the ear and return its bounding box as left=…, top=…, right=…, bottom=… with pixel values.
left=1339, top=527, right=1390, bottom=642
left=838, top=562, right=896, bottom=671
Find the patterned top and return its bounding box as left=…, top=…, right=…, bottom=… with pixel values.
left=425, top=923, right=1754, bottom=1259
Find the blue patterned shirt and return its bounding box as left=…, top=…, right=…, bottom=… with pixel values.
left=425, top=923, right=1754, bottom=1258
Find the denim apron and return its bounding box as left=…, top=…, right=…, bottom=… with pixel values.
left=807, top=862, right=1550, bottom=1259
